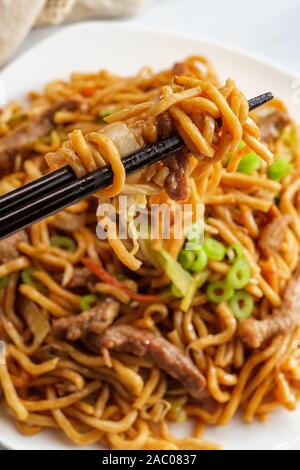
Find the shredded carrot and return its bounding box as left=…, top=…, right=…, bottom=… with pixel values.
left=82, top=86, right=95, bottom=98
left=83, top=258, right=163, bottom=303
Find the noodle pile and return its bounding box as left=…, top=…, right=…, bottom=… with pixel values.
left=0, top=56, right=300, bottom=449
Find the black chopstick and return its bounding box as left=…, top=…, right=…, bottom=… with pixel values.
left=0, top=135, right=184, bottom=239
left=215, top=93, right=273, bottom=127
left=0, top=92, right=274, bottom=240
left=0, top=166, right=75, bottom=217
left=0, top=92, right=273, bottom=218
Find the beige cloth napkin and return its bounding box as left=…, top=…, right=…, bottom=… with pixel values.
left=0, top=0, right=148, bottom=67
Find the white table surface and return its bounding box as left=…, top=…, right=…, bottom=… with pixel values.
left=1, top=0, right=299, bottom=450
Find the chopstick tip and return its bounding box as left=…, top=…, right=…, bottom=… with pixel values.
left=248, top=92, right=274, bottom=112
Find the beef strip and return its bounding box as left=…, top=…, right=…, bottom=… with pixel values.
left=238, top=261, right=300, bottom=348
left=0, top=99, right=81, bottom=171
left=155, top=110, right=190, bottom=202
left=0, top=230, right=28, bottom=264
left=54, top=267, right=97, bottom=289
left=164, top=150, right=191, bottom=201
left=52, top=299, right=119, bottom=341
left=156, top=111, right=173, bottom=140
left=172, top=62, right=190, bottom=77
left=258, top=215, right=291, bottom=257
left=86, top=324, right=206, bottom=400
left=258, top=110, right=290, bottom=144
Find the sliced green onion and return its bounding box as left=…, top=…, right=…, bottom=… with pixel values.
left=181, top=271, right=209, bottom=312
left=0, top=276, right=9, bottom=289
left=99, top=110, right=113, bottom=120
left=21, top=267, right=40, bottom=287
left=237, top=151, right=261, bottom=174
left=226, top=259, right=251, bottom=290
left=268, top=158, right=292, bottom=181
left=156, top=249, right=193, bottom=297
left=203, top=238, right=226, bottom=261
left=225, top=244, right=244, bottom=264
left=50, top=236, right=76, bottom=251
left=207, top=281, right=234, bottom=304
left=80, top=295, right=99, bottom=311
left=116, top=274, right=128, bottom=281
left=190, top=248, right=208, bottom=273
left=228, top=291, right=254, bottom=319
left=178, top=249, right=195, bottom=270
left=171, top=283, right=184, bottom=299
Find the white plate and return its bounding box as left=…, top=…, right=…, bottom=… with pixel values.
left=0, top=22, right=300, bottom=450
